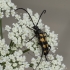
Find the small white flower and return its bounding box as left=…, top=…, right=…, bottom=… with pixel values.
left=0, top=12, right=4, bottom=18
left=8, top=32, right=15, bottom=39
left=15, top=14, right=21, bottom=20
left=45, top=25, right=50, bottom=34
left=12, top=27, right=18, bottom=33
left=61, top=64, right=66, bottom=69
left=0, top=0, right=17, bottom=18
left=34, top=13, right=39, bottom=19
left=13, top=63, right=17, bottom=67
left=27, top=8, right=33, bottom=16
left=17, top=37, right=21, bottom=44
left=47, top=54, right=54, bottom=60
left=5, top=10, right=10, bottom=17
left=11, top=10, right=16, bottom=17
left=24, top=62, right=29, bottom=68
left=56, top=54, right=63, bottom=62
left=52, top=60, right=58, bottom=65
left=5, top=25, right=11, bottom=31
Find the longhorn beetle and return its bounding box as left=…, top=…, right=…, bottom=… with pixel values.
left=16, top=8, right=51, bottom=66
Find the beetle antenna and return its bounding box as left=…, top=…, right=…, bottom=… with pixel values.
left=15, top=8, right=35, bottom=26
left=36, top=10, right=46, bottom=26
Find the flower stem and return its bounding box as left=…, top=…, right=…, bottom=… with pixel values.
left=23, top=49, right=30, bottom=53
left=0, top=19, right=3, bottom=39
left=9, top=40, right=13, bottom=46
left=29, top=63, right=33, bottom=67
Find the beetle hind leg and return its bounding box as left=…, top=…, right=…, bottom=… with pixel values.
left=35, top=48, right=43, bottom=69
left=45, top=55, right=48, bottom=61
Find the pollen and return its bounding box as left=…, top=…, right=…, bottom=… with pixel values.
left=44, top=34, right=46, bottom=36
left=46, top=44, right=48, bottom=47
left=43, top=45, right=46, bottom=48
left=44, top=51, right=46, bottom=53
left=40, top=38, right=45, bottom=42
left=39, top=34, right=43, bottom=37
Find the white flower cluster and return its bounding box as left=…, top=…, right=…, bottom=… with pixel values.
left=5, top=8, right=58, bottom=54
left=5, top=8, right=66, bottom=70
left=0, top=38, right=29, bottom=70
left=0, top=0, right=16, bottom=18
left=0, top=38, right=9, bottom=56
left=31, top=54, right=65, bottom=70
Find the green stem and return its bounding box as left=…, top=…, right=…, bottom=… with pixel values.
left=9, top=40, right=15, bottom=54
left=0, top=19, right=3, bottom=39
left=23, top=49, right=30, bottom=53
left=9, top=40, right=13, bottom=47
left=29, top=63, right=33, bottom=67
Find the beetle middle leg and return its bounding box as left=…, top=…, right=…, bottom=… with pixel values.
left=24, top=25, right=35, bottom=43
left=26, top=35, right=36, bottom=43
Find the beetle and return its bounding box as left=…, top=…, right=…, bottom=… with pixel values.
left=16, top=8, right=51, bottom=66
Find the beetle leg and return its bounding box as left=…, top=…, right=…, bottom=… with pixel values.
left=45, top=55, right=47, bottom=61
left=48, top=45, right=51, bottom=49
left=41, top=48, right=43, bottom=57
left=26, top=35, right=36, bottom=43
left=24, top=24, right=34, bottom=30
left=35, top=47, right=43, bottom=69
left=44, top=32, right=50, bottom=37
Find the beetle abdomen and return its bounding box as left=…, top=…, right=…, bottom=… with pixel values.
left=38, top=33, right=49, bottom=57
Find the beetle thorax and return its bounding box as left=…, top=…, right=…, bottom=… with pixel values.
left=32, top=26, right=39, bottom=31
